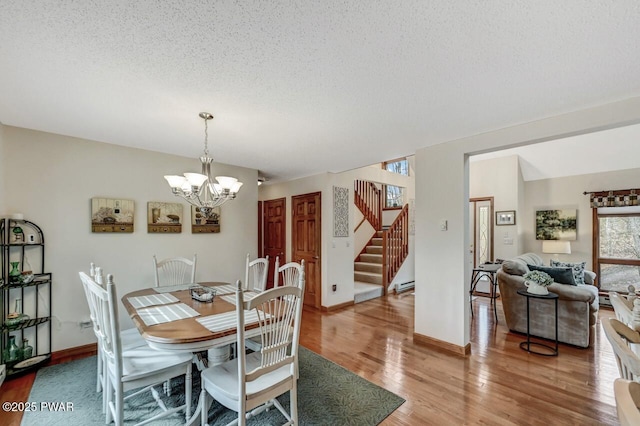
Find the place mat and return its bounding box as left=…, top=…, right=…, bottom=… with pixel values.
left=152, top=283, right=196, bottom=293
left=137, top=303, right=200, bottom=326
left=220, top=291, right=259, bottom=305
left=127, top=293, right=179, bottom=309
left=197, top=309, right=268, bottom=333
left=210, top=284, right=239, bottom=295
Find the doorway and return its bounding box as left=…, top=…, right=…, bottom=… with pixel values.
left=262, top=198, right=286, bottom=289
left=469, top=197, right=494, bottom=267
left=292, top=192, right=321, bottom=309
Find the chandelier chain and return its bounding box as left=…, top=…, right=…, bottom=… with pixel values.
left=203, top=117, right=209, bottom=156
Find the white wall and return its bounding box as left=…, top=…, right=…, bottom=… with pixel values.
left=0, top=123, right=5, bottom=211
left=415, top=97, right=640, bottom=349
left=522, top=167, right=640, bottom=269
left=469, top=155, right=522, bottom=262
left=3, top=126, right=258, bottom=351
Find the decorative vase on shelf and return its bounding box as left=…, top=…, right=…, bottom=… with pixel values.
left=524, top=280, right=549, bottom=295
left=4, top=335, right=20, bottom=362
left=6, top=298, right=29, bottom=326
left=9, top=261, right=22, bottom=283
left=21, top=338, right=33, bottom=359
left=11, top=225, right=24, bottom=243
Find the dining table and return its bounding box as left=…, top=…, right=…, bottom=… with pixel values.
left=121, top=281, right=262, bottom=426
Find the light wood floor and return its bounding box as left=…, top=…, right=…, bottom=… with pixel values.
left=1, top=294, right=619, bottom=425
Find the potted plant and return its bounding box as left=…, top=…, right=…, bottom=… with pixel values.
left=523, top=270, right=554, bottom=295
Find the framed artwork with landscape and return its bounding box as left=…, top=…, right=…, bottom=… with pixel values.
left=535, top=209, right=577, bottom=240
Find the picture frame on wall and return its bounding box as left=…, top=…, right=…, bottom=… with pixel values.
left=191, top=206, right=221, bottom=233
left=495, top=210, right=516, bottom=226
left=91, top=198, right=134, bottom=233
left=147, top=202, right=183, bottom=233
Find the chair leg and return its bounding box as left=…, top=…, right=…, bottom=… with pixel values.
left=105, top=376, right=113, bottom=425
left=291, top=380, right=298, bottom=424
left=115, top=382, right=124, bottom=426
left=96, top=345, right=103, bottom=393
left=200, top=389, right=212, bottom=426
left=185, top=364, right=192, bottom=421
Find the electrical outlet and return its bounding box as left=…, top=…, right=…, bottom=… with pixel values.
left=79, top=320, right=92, bottom=329
left=332, top=284, right=337, bottom=292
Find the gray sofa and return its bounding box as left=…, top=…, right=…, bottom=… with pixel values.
left=497, top=253, right=599, bottom=348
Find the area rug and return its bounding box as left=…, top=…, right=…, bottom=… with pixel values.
left=21, top=346, right=404, bottom=425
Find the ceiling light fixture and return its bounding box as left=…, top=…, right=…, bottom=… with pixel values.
left=164, top=112, right=243, bottom=218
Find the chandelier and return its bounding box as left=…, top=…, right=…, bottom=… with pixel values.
left=164, top=112, right=243, bottom=218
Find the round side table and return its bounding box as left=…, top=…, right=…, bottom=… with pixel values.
left=516, top=289, right=559, bottom=356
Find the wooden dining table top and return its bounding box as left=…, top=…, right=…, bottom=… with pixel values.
left=121, top=281, right=250, bottom=350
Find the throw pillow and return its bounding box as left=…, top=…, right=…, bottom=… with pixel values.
left=527, top=264, right=576, bottom=286
left=550, top=260, right=587, bottom=285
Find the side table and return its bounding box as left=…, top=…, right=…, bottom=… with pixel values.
left=470, top=263, right=501, bottom=323
left=516, top=289, right=558, bottom=356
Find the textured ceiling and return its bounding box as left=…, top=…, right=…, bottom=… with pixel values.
left=1, top=1, right=640, bottom=182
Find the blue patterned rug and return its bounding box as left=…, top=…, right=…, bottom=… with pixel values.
left=22, top=346, right=404, bottom=425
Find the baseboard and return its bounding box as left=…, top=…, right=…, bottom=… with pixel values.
left=413, top=332, right=471, bottom=357
left=51, top=343, right=97, bottom=362
left=321, top=300, right=355, bottom=312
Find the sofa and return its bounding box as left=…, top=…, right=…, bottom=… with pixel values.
left=497, top=253, right=599, bottom=348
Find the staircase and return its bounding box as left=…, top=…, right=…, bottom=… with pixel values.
left=354, top=231, right=385, bottom=303
left=353, top=180, right=410, bottom=304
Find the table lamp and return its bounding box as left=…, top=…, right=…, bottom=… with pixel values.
left=542, top=240, right=571, bottom=261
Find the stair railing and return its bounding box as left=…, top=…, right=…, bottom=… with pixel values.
left=382, top=204, right=409, bottom=288
left=354, top=180, right=382, bottom=231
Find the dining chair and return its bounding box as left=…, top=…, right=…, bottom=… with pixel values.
left=614, top=378, right=640, bottom=425
left=602, top=317, right=640, bottom=381
left=244, top=254, right=270, bottom=292
left=153, top=254, right=197, bottom=287
left=273, top=259, right=305, bottom=290
left=84, top=272, right=193, bottom=426
left=80, top=268, right=147, bottom=410
left=200, top=279, right=304, bottom=426
left=610, top=292, right=636, bottom=328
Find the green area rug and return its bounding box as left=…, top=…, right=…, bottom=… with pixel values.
left=22, top=346, right=404, bottom=425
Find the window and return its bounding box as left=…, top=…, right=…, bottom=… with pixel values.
left=383, top=158, right=409, bottom=176
left=383, top=158, right=408, bottom=209
left=595, top=211, right=640, bottom=293
left=385, top=185, right=405, bottom=209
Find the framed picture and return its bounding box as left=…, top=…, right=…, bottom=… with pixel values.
left=535, top=209, right=577, bottom=240
left=495, top=210, right=516, bottom=226
left=91, top=198, right=134, bottom=233
left=147, top=202, right=183, bottom=233
left=191, top=206, right=221, bottom=233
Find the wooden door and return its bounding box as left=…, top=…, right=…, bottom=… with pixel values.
left=263, top=198, right=286, bottom=289
left=292, top=192, right=321, bottom=308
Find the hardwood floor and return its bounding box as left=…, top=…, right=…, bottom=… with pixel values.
left=1, top=294, right=619, bottom=425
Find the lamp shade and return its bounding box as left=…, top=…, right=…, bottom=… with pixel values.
left=542, top=240, right=571, bottom=254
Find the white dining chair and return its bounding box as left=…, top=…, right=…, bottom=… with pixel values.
left=602, top=317, right=640, bottom=381
left=200, top=279, right=304, bottom=426
left=610, top=292, right=636, bottom=327
left=244, top=254, right=269, bottom=292
left=274, top=259, right=305, bottom=290
left=614, top=378, right=640, bottom=425
left=153, top=254, right=197, bottom=287
left=80, top=268, right=147, bottom=412
left=84, top=272, right=193, bottom=426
